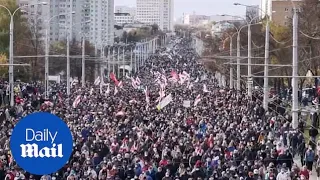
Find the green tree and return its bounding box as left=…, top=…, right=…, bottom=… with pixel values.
left=0, top=0, right=44, bottom=81
left=50, top=40, right=96, bottom=82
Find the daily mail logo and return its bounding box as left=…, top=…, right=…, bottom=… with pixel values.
left=20, top=129, right=63, bottom=158
left=10, top=112, right=73, bottom=175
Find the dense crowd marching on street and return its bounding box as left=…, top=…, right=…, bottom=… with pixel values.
left=0, top=37, right=318, bottom=180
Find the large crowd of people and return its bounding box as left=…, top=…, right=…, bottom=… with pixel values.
left=0, top=37, right=318, bottom=180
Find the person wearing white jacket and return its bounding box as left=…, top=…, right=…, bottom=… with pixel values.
left=276, top=169, right=291, bottom=180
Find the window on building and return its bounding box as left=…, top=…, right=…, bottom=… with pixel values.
left=285, top=8, right=288, bottom=12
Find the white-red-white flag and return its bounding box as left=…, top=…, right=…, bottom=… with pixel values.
left=72, top=95, right=81, bottom=108
left=114, top=86, right=118, bottom=95
left=194, top=94, right=201, bottom=106
left=105, top=83, right=110, bottom=96
left=136, top=77, right=141, bottom=85
left=144, top=86, right=150, bottom=104
left=116, top=111, right=125, bottom=116
left=203, top=84, right=210, bottom=93
left=94, top=76, right=100, bottom=85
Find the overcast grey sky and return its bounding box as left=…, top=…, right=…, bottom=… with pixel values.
left=115, top=0, right=260, bottom=18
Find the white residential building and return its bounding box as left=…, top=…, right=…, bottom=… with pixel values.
left=17, top=0, right=114, bottom=48
left=17, top=0, right=50, bottom=40
left=89, top=0, right=115, bottom=47
left=211, top=21, right=234, bottom=36
left=209, top=15, right=243, bottom=22
left=115, top=6, right=136, bottom=17
left=136, top=0, right=174, bottom=31
left=115, top=13, right=134, bottom=25
left=183, top=14, right=210, bottom=26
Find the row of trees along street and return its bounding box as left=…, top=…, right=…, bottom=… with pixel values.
left=0, top=0, right=164, bottom=82
left=196, top=0, right=320, bottom=92
left=0, top=0, right=97, bottom=82
left=120, top=24, right=165, bottom=43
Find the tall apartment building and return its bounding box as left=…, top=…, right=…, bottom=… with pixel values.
left=115, top=6, right=136, bottom=17
left=136, top=0, right=174, bottom=31
left=17, top=0, right=114, bottom=48
left=89, top=0, right=115, bottom=46
left=18, top=0, right=50, bottom=40
left=271, top=0, right=303, bottom=26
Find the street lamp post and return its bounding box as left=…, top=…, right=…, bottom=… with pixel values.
left=112, top=46, right=115, bottom=73
left=233, top=3, right=271, bottom=109
left=134, top=46, right=137, bottom=73
left=247, top=22, right=252, bottom=97
left=117, top=46, right=121, bottom=76
left=107, top=46, right=111, bottom=77
left=130, top=46, right=133, bottom=74
left=138, top=45, right=141, bottom=72
left=122, top=46, right=125, bottom=77
left=236, top=32, right=241, bottom=91
left=100, top=45, right=105, bottom=93
left=66, top=35, right=70, bottom=95
left=0, top=2, right=47, bottom=106
left=45, top=11, right=75, bottom=96
left=81, top=36, right=85, bottom=87
left=292, top=10, right=299, bottom=129
left=143, top=43, right=146, bottom=65
left=263, top=21, right=270, bottom=110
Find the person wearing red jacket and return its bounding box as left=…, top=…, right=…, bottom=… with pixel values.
left=4, top=170, right=14, bottom=180
left=300, top=166, right=310, bottom=180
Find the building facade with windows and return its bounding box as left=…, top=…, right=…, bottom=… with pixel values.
left=17, top=0, right=50, bottom=40
left=271, top=0, right=303, bottom=26
left=114, top=13, right=134, bottom=25
left=17, top=0, right=114, bottom=48
left=183, top=14, right=210, bottom=26
left=136, top=0, right=174, bottom=31
left=115, top=6, right=136, bottom=17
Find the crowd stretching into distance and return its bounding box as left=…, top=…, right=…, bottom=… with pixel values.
left=0, top=37, right=318, bottom=180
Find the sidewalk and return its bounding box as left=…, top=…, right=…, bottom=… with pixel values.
left=293, top=156, right=317, bottom=179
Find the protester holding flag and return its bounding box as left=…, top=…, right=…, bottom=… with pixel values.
left=0, top=37, right=308, bottom=180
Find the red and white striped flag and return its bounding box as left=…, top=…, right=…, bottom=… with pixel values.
left=156, top=84, right=166, bottom=102
left=144, top=86, right=150, bottom=104
left=105, top=83, right=110, bottom=95
left=194, top=94, right=201, bottom=106
left=170, top=70, right=179, bottom=82
left=72, top=95, right=81, bottom=108
left=131, top=77, right=138, bottom=89
left=130, top=141, right=138, bottom=152
left=116, top=111, right=125, bottom=116
left=110, top=72, right=119, bottom=86
left=44, top=101, right=54, bottom=107
left=114, top=86, right=118, bottom=95
left=118, top=81, right=123, bottom=88
left=136, top=77, right=141, bottom=85
left=94, top=76, right=101, bottom=85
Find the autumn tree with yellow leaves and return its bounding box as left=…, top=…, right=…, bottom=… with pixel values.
left=0, top=53, right=7, bottom=77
